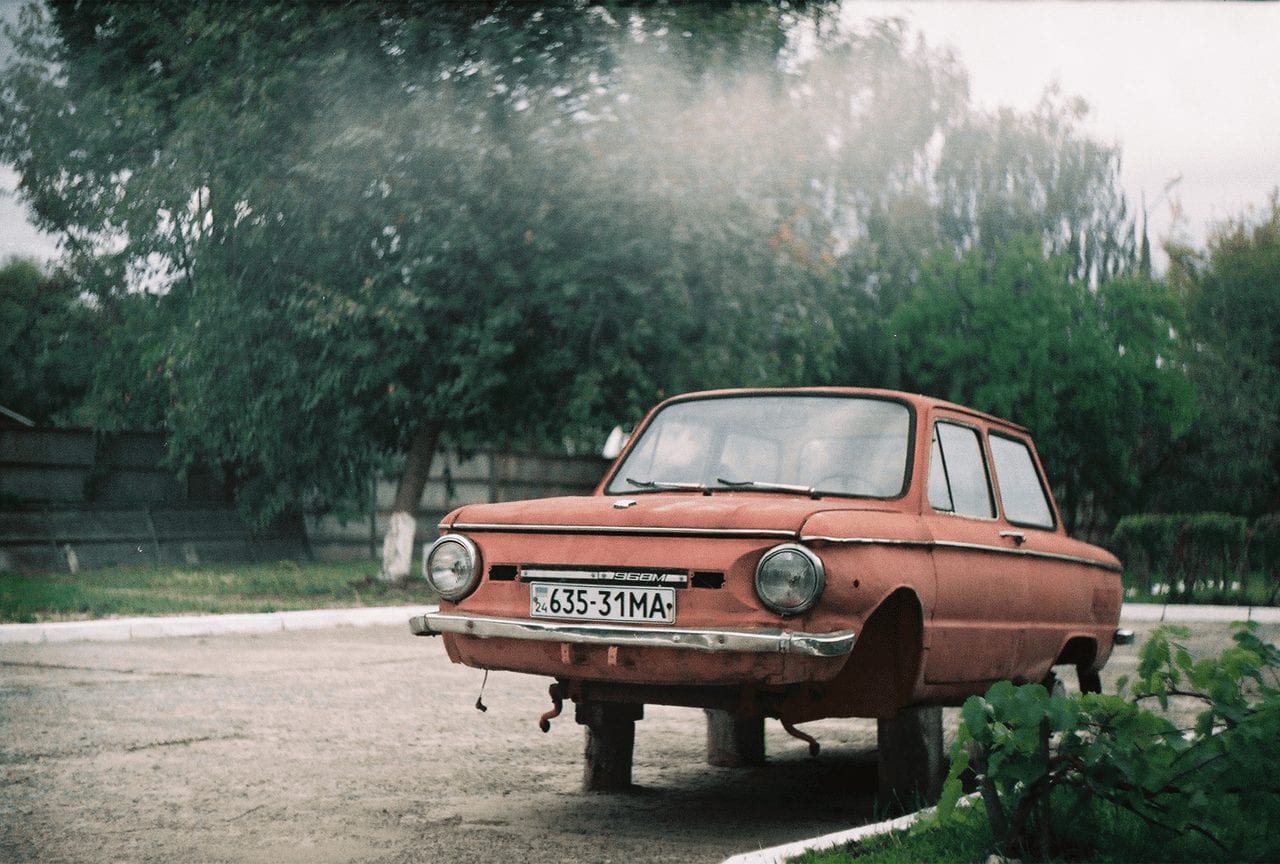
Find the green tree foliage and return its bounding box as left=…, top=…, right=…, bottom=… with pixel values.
left=0, top=253, right=169, bottom=431
left=586, top=13, right=969, bottom=393
left=0, top=2, right=959, bottom=516
left=935, top=89, right=1135, bottom=285
left=1, top=0, right=1186, bottom=541
left=2, top=1, right=658, bottom=520
left=890, top=236, right=1192, bottom=532
left=1161, top=195, right=1280, bottom=517
left=0, top=256, right=94, bottom=424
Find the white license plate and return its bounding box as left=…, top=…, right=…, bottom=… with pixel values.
left=529, top=582, right=675, bottom=624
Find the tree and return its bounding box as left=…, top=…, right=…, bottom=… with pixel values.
left=1159, top=194, right=1280, bottom=516
left=2, top=0, right=1184, bottom=572
left=934, top=88, right=1136, bottom=286
left=0, top=256, right=96, bottom=425
left=3, top=2, right=605, bottom=552
left=3, top=2, right=856, bottom=575
left=891, top=236, right=1192, bottom=533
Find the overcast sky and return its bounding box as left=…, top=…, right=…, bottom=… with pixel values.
left=848, top=1, right=1280, bottom=268
left=3, top=1, right=1279, bottom=270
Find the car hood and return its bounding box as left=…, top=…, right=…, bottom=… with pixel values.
left=441, top=493, right=899, bottom=538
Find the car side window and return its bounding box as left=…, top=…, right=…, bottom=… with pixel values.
left=990, top=434, right=1055, bottom=529
left=929, top=421, right=995, bottom=518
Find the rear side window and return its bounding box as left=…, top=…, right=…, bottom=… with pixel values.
left=990, top=434, right=1055, bottom=529
left=928, top=422, right=995, bottom=519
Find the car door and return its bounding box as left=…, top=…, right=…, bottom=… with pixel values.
left=922, top=413, right=1035, bottom=685
left=985, top=429, right=1102, bottom=674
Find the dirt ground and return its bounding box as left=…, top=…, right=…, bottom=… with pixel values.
left=1, top=617, right=1272, bottom=863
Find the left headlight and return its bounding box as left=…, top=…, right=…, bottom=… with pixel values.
left=755, top=543, right=825, bottom=616
left=424, top=534, right=481, bottom=602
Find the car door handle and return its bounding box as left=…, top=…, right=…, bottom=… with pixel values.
left=999, top=530, right=1026, bottom=545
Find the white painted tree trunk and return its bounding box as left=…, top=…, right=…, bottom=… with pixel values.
left=378, top=422, right=440, bottom=584
left=379, top=510, right=417, bottom=582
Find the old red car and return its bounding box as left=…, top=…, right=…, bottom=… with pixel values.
left=411, top=388, right=1129, bottom=791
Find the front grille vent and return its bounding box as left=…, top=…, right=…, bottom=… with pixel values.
left=489, top=565, right=518, bottom=582
left=691, top=571, right=725, bottom=589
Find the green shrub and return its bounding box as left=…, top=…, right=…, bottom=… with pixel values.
left=1183, top=512, right=1248, bottom=590
left=928, top=623, right=1280, bottom=862
left=1249, top=513, right=1280, bottom=602
left=1111, top=513, right=1248, bottom=597
left=1111, top=514, right=1178, bottom=592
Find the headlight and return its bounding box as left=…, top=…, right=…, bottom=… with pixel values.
left=424, top=534, right=481, bottom=601
left=755, top=543, right=825, bottom=615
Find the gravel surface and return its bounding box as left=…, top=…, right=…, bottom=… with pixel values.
left=1, top=616, right=1273, bottom=863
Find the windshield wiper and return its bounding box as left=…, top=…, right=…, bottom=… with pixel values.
left=716, top=478, right=821, bottom=499
left=626, top=477, right=711, bottom=494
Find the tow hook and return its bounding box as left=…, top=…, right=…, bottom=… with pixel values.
left=782, top=718, right=821, bottom=757
left=538, top=682, right=566, bottom=733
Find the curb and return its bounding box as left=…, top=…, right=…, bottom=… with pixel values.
left=0, top=605, right=433, bottom=645
left=720, top=796, right=978, bottom=864
left=720, top=809, right=923, bottom=864
left=1118, top=602, right=1280, bottom=624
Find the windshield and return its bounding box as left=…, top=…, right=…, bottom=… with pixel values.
left=605, top=394, right=912, bottom=499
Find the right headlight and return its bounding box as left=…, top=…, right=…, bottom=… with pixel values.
left=424, top=534, right=481, bottom=601
left=754, top=543, right=825, bottom=616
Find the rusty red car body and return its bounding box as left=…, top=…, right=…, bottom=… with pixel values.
left=411, top=388, right=1126, bottom=727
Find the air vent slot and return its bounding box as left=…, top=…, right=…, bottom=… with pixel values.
left=691, top=571, right=725, bottom=589
left=489, top=565, right=518, bottom=582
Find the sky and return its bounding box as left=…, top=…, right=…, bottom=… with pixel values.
left=2, top=1, right=1279, bottom=271
left=845, top=1, right=1280, bottom=269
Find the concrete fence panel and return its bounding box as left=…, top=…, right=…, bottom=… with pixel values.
left=1, top=426, right=608, bottom=572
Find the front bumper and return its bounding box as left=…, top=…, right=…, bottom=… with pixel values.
left=409, top=609, right=856, bottom=658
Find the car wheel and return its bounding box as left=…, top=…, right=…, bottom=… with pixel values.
left=1077, top=666, right=1102, bottom=694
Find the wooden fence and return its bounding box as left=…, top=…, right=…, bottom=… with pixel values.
left=0, top=427, right=606, bottom=572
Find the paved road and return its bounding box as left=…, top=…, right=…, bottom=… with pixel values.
left=1, top=613, right=1273, bottom=863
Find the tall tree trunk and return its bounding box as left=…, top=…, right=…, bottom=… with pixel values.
left=378, top=422, right=441, bottom=583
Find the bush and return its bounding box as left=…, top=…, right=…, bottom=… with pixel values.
left=1111, top=514, right=1178, bottom=593
left=928, top=623, right=1280, bottom=862
left=1249, top=513, right=1280, bottom=601
left=1111, top=513, right=1248, bottom=597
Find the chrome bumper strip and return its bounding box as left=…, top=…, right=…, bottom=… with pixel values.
left=409, top=611, right=856, bottom=658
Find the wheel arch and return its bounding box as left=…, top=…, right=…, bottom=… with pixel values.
left=781, top=586, right=925, bottom=723
left=1054, top=635, right=1099, bottom=669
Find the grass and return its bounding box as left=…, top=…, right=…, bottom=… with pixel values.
left=794, top=781, right=1277, bottom=864
left=0, top=559, right=438, bottom=623
left=792, top=805, right=992, bottom=864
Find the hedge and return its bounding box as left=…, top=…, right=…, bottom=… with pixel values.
left=1251, top=513, right=1280, bottom=580
left=1110, top=513, right=1268, bottom=597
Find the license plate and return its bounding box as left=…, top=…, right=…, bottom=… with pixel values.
left=529, top=582, right=675, bottom=624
